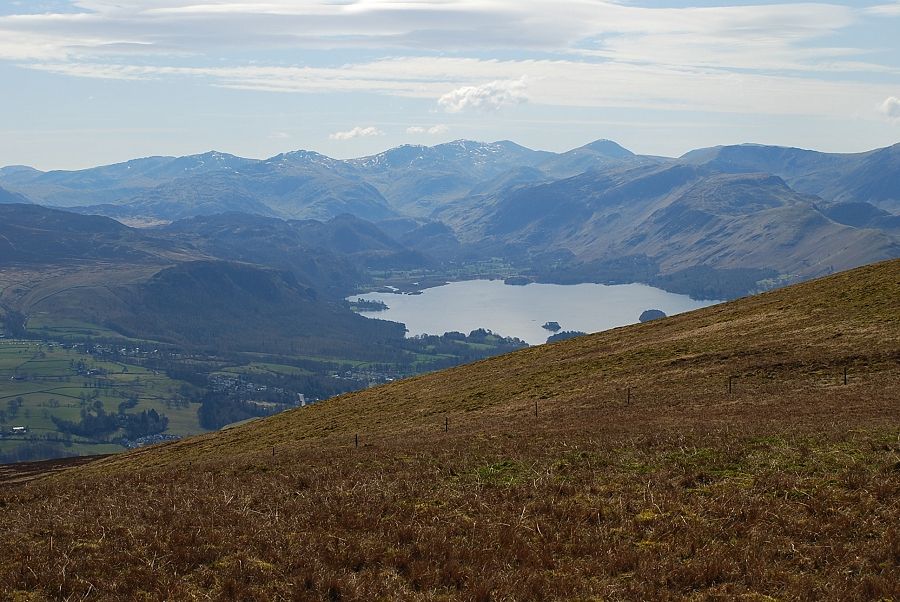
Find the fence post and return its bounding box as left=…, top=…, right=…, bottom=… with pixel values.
left=843, top=365, right=848, bottom=385
left=445, top=416, right=449, bottom=432
left=534, top=399, right=538, bottom=417
left=626, top=387, right=631, bottom=405
left=728, top=376, right=734, bottom=394
left=355, top=434, right=358, bottom=449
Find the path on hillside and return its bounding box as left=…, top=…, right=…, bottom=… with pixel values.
left=0, top=454, right=110, bottom=487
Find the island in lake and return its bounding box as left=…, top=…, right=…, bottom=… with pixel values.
left=349, top=298, right=389, bottom=312
left=542, top=321, right=562, bottom=332
left=504, top=276, right=532, bottom=286
left=639, top=309, right=667, bottom=322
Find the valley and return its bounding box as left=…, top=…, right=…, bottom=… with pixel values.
left=1, top=137, right=898, bottom=463
left=0, top=339, right=199, bottom=463
left=0, top=204, right=534, bottom=461
left=0, top=0, right=900, bottom=602
left=0, top=259, right=896, bottom=599
left=2, top=1, right=899, bottom=598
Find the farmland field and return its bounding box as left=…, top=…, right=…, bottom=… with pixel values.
left=25, top=316, right=134, bottom=342
left=0, top=340, right=206, bottom=462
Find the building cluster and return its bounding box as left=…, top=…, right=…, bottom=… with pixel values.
left=120, top=433, right=181, bottom=449
left=207, top=374, right=311, bottom=406
left=331, top=368, right=397, bottom=388
left=0, top=425, right=29, bottom=437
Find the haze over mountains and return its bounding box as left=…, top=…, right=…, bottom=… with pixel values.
left=1, top=138, right=897, bottom=301
left=0, top=185, right=30, bottom=205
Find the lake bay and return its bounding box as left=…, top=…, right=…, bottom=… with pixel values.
left=352, top=280, right=720, bottom=345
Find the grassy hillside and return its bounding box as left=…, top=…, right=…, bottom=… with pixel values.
left=29, top=260, right=407, bottom=357
left=0, top=205, right=410, bottom=357
left=1, top=260, right=898, bottom=600
left=0, top=204, right=192, bottom=265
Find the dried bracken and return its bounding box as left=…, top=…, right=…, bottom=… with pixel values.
left=1, top=260, right=898, bottom=600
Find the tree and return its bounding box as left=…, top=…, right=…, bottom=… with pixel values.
left=122, top=409, right=169, bottom=439
left=7, top=397, right=23, bottom=417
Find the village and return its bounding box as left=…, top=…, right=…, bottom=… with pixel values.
left=207, top=373, right=311, bottom=406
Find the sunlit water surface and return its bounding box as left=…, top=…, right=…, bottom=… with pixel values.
left=351, top=280, right=720, bottom=345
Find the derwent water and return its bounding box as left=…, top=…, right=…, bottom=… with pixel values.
left=351, top=279, right=720, bottom=345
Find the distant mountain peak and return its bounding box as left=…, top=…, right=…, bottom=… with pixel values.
left=534, top=139, right=639, bottom=178
left=351, top=145, right=430, bottom=169
left=269, top=149, right=342, bottom=169
left=349, top=139, right=542, bottom=171
left=444, top=138, right=482, bottom=147
left=444, top=139, right=503, bottom=151
left=194, top=150, right=237, bottom=160
left=168, top=150, right=250, bottom=172
left=281, top=149, right=333, bottom=159
left=0, top=165, right=42, bottom=177
left=579, top=139, right=635, bottom=158
left=438, top=139, right=534, bottom=154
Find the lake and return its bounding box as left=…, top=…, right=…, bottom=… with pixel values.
left=351, top=280, right=720, bottom=345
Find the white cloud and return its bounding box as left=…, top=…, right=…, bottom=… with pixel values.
left=866, top=2, right=900, bottom=16
left=329, top=126, right=383, bottom=140
left=438, top=78, right=528, bottom=113
left=26, top=56, right=900, bottom=122
left=406, top=124, right=449, bottom=135
left=1, top=2, right=896, bottom=132
left=0, top=0, right=876, bottom=75
left=0, top=1, right=895, bottom=147
left=879, top=97, right=900, bottom=121
left=268, top=131, right=290, bottom=139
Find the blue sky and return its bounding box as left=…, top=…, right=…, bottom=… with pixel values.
left=1, top=0, right=899, bottom=169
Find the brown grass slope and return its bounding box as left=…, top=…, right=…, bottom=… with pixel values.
left=1, top=259, right=899, bottom=600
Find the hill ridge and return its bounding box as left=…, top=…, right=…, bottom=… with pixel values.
left=1, top=259, right=897, bottom=600
left=75, top=258, right=899, bottom=471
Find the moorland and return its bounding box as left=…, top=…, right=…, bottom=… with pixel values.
left=0, top=259, right=896, bottom=600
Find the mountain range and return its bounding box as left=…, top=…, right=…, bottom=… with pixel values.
left=1, top=138, right=899, bottom=300
left=441, top=164, right=899, bottom=281
left=681, top=142, right=900, bottom=214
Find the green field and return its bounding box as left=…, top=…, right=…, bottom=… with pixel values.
left=2, top=306, right=529, bottom=464
left=214, top=361, right=315, bottom=379
left=240, top=351, right=374, bottom=368
left=0, top=340, right=207, bottom=461
left=25, top=315, right=136, bottom=342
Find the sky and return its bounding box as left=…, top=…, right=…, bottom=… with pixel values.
left=1, top=0, right=899, bottom=170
